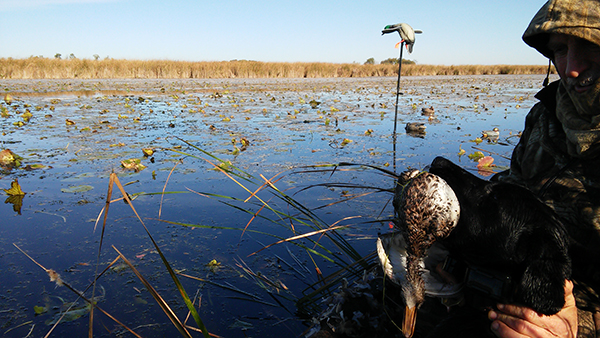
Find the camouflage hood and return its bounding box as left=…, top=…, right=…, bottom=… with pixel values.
left=523, top=0, right=600, bottom=59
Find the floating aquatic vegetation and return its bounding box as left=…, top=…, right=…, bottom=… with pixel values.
left=206, top=259, right=221, bottom=273
left=34, top=305, right=48, bottom=315
left=46, top=303, right=91, bottom=325
left=240, top=137, right=250, bottom=148
left=229, top=319, right=253, bottom=330
left=121, top=158, right=147, bottom=171
left=477, top=156, right=497, bottom=176
left=23, top=164, right=52, bottom=171
left=468, top=151, right=485, bottom=162
left=471, top=137, right=483, bottom=145
left=142, top=148, right=154, bottom=156
left=0, top=149, right=22, bottom=169
left=60, top=185, right=94, bottom=193
left=22, top=111, right=33, bottom=122
left=209, top=160, right=232, bottom=171
left=3, top=179, right=26, bottom=214
left=3, top=178, right=25, bottom=196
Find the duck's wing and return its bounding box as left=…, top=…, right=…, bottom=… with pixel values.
left=377, top=231, right=408, bottom=283
left=377, top=232, right=463, bottom=297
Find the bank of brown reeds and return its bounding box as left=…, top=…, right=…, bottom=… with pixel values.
left=0, top=57, right=554, bottom=79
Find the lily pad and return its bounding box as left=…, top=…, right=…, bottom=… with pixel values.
left=468, top=151, right=485, bottom=162
left=45, top=303, right=91, bottom=325
left=61, top=185, right=94, bottom=193
left=34, top=305, right=48, bottom=315
left=24, top=164, right=52, bottom=170
left=229, top=318, right=253, bottom=330
left=476, top=156, right=495, bottom=169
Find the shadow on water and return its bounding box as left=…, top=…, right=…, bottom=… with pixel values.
left=0, top=75, right=554, bottom=337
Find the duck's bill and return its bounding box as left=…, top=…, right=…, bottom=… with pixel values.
left=403, top=305, right=417, bottom=338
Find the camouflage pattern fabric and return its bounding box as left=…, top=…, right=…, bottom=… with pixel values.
left=494, top=81, right=600, bottom=337
left=494, top=1, right=600, bottom=335
left=523, top=0, right=600, bottom=60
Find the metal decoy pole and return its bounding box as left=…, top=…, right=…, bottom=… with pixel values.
left=393, top=41, right=405, bottom=138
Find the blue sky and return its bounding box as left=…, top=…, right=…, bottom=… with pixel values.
left=1, top=0, right=550, bottom=65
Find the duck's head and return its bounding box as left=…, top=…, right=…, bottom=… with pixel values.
left=377, top=232, right=426, bottom=338
left=401, top=256, right=426, bottom=338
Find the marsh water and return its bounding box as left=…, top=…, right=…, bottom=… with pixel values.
left=0, top=75, right=554, bottom=337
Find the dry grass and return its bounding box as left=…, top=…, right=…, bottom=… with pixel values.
left=0, top=57, right=554, bottom=79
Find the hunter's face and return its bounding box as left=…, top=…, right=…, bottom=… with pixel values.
left=548, top=33, right=600, bottom=93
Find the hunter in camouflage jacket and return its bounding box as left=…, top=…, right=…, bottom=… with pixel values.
left=494, top=0, right=600, bottom=336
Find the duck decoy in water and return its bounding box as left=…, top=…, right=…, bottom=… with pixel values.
left=421, top=106, right=435, bottom=116
left=405, top=122, right=426, bottom=134
left=383, top=157, right=571, bottom=337
left=481, top=127, right=499, bottom=141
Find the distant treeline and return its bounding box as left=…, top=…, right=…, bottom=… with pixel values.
left=0, top=57, right=555, bottom=79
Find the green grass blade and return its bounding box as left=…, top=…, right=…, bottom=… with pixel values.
left=112, top=246, right=192, bottom=338
left=110, top=174, right=210, bottom=338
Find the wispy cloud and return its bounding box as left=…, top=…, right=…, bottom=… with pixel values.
left=2, top=0, right=122, bottom=11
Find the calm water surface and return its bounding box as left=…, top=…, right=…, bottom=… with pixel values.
left=0, top=75, right=554, bottom=337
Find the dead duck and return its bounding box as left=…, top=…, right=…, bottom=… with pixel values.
left=383, top=157, right=571, bottom=337
left=421, top=106, right=435, bottom=116
left=382, top=170, right=461, bottom=337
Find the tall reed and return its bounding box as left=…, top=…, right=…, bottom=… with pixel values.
left=0, top=57, right=554, bottom=79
